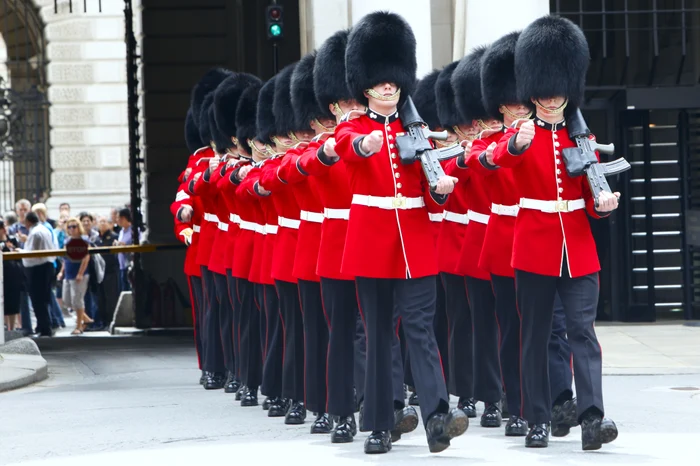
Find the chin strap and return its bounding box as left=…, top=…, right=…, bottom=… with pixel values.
left=272, top=135, right=295, bottom=149
left=534, top=98, right=568, bottom=115
left=453, top=125, right=476, bottom=142
left=500, top=105, right=533, bottom=121
left=365, top=87, right=401, bottom=102
left=313, top=118, right=335, bottom=133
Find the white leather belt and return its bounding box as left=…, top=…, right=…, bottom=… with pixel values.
left=443, top=211, right=469, bottom=225
left=278, top=216, right=301, bottom=229
left=352, top=194, right=424, bottom=210
left=229, top=213, right=241, bottom=224
left=218, top=221, right=229, bottom=232
left=239, top=220, right=261, bottom=232
left=491, top=203, right=520, bottom=217
left=265, top=224, right=278, bottom=234
left=519, top=198, right=585, bottom=213
left=429, top=212, right=443, bottom=222
left=324, top=208, right=350, bottom=220
left=255, top=224, right=266, bottom=235
left=467, top=210, right=490, bottom=225
left=300, top=210, right=324, bottom=223
left=204, top=213, right=219, bottom=223
left=193, top=224, right=201, bottom=232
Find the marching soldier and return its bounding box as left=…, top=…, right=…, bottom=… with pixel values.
left=449, top=47, right=504, bottom=428
left=434, top=61, right=478, bottom=418
left=335, top=11, right=468, bottom=454
left=492, top=15, right=619, bottom=449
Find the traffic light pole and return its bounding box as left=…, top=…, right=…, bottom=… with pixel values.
left=273, top=42, right=279, bottom=75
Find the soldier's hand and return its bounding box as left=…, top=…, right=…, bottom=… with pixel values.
left=460, top=140, right=473, bottom=163
left=181, top=228, right=194, bottom=246
left=435, top=176, right=458, bottom=195
left=256, top=184, right=271, bottom=196
left=596, top=191, right=621, bottom=212
left=192, top=172, right=202, bottom=185
left=323, top=138, right=338, bottom=158
left=237, top=165, right=252, bottom=180
left=361, top=130, right=383, bottom=155
left=515, top=120, right=535, bottom=151
left=209, top=155, right=220, bottom=172
left=179, top=205, right=193, bottom=223
left=485, top=142, right=497, bottom=165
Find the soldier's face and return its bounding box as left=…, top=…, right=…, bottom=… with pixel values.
left=275, top=135, right=294, bottom=147
left=534, top=96, right=566, bottom=111
left=501, top=103, right=532, bottom=119
left=295, top=130, right=315, bottom=142
left=455, top=123, right=479, bottom=140
left=372, top=82, right=398, bottom=97
left=336, top=100, right=364, bottom=116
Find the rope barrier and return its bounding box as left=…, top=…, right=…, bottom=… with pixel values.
left=1, top=243, right=185, bottom=261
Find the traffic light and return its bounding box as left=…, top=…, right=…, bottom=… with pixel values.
left=266, top=5, right=284, bottom=40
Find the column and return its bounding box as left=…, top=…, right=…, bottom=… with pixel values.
left=304, top=0, right=350, bottom=51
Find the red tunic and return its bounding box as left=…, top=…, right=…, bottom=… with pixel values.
left=257, top=192, right=278, bottom=286
left=230, top=166, right=259, bottom=281
left=436, top=161, right=469, bottom=275
left=492, top=119, right=605, bottom=278
left=207, top=163, right=231, bottom=275
left=217, top=164, right=241, bottom=273
left=298, top=140, right=355, bottom=281
left=192, top=161, right=221, bottom=269
left=171, top=178, right=202, bottom=278
left=335, top=111, right=445, bottom=279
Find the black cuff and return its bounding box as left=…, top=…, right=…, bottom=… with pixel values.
left=430, top=191, right=448, bottom=205
left=203, top=167, right=212, bottom=183
left=187, top=179, right=196, bottom=194
left=507, top=134, right=528, bottom=155
left=352, top=136, right=372, bottom=157
left=317, top=144, right=340, bottom=166
left=254, top=181, right=271, bottom=197
left=219, top=163, right=227, bottom=177
left=296, top=157, right=309, bottom=176
left=176, top=206, right=186, bottom=223
left=229, top=166, right=243, bottom=185
left=479, top=152, right=499, bottom=170
left=456, top=156, right=468, bottom=169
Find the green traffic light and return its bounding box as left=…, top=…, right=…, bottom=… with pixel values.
left=270, top=24, right=282, bottom=36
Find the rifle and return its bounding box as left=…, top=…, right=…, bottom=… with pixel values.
left=562, top=108, right=631, bottom=207
left=396, top=96, right=464, bottom=191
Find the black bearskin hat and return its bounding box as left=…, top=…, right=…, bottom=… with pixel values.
left=198, top=93, right=214, bottom=145
left=236, top=82, right=263, bottom=157
left=452, top=46, right=490, bottom=122
left=514, top=15, right=589, bottom=108
left=314, top=29, right=353, bottom=112
left=273, top=63, right=301, bottom=135
left=435, top=61, right=462, bottom=128
left=256, top=77, right=277, bottom=145
left=292, top=53, right=332, bottom=129
left=345, top=11, right=417, bottom=105
left=413, top=70, right=441, bottom=129
left=208, top=104, right=229, bottom=154
left=190, top=68, right=232, bottom=126
left=481, top=31, right=531, bottom=121
left=184, top=108, right=203, bottom=154
left=214, top=73, right=263, bottom=144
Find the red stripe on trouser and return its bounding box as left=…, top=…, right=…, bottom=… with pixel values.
left=236, top=279, right=242, bottom=378
left=320, top=280, right=331, bottom=413
left=297, top=284, right=307, bottom=405
left=187, top=275, right=202, bottom=370
left=490, top=278, right=506, bottom=396
left=513, top=274, right=525, bottom=419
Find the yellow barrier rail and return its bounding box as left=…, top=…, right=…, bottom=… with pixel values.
left=1, top=243, right=185, bottom=260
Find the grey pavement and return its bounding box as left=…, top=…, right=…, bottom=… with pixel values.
left=1, top=325, right=699, bottom=466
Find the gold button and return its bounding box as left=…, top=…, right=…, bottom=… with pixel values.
left=393, top=163, right=398, bottom=169
left=397, top=183, right=402, bottom=188
left=396, top=192, right=403, bottom=197
left=557, top=169, right=561, bottom=175
left=386, top=126, right=392, bottom=132
left=391, top=154, right=397, bottom=159
left=554, top=142, right=560, bottom=147
left=390, top=144, right=395, bottom=149
left=388, top=135, right=393, bottom=140
left=557, top=178, right=562, bottom=183
left=556, top=159, right=561, bottom=165
left=555, top=150, right=560, bottom=155
left=395, top=173, right=400, bottom=178
left=553, top=134, right=558, bottom=140
left=558, top=187, right=563, bottom=193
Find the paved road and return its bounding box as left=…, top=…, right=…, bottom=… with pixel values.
left=2, top=336, right=699, bottom=466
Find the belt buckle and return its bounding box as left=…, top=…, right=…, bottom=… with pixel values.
left=554, top=200, right=569, bottom=212
left=392, top=196, right=406, bottom=209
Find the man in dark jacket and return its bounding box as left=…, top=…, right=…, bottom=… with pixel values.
left=92, top=215, right=120, bottom=330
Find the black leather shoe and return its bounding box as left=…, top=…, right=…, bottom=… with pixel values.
left=552, top=398, right=579, bottom=437
left=458, top=397, right=477, bottom=418
left=224, top=372, right=240, bottom=393
left=480, top=402, right=502, bottom=427
left=403, top=384, right=408, bottom=399
left=331, top=416, right=356, bottom=443
left=408, top=391, right=419, bottom=406
left=203, top=372, right=226, bottom=390
left=364, top=431, right=391, bottom=454
left=285, top=400, right=307, bottom=425
left=235, top=384, right=247, bottom=400
left=505, top=416, right=528, bottom=436
left=199, top=371, right=206, bottom=386
left=525, top=423, right=549, bottom=448
left=267, top=398, right=287, bottom=417
left=311, top=413, right=333, bottom=434
left=262, top=397, right=271, bottom=410
left=501, top=393, right=510, bottom=418
left=581, top=416, right=618, bottom=451
left=426, top=408, right=469, bottom=453
left=241, top=388, right=258, bottom=407
left=391, top=406, right=419, bottom=442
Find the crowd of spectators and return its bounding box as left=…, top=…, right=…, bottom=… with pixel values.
left=2, top=200, right=138, bottom=337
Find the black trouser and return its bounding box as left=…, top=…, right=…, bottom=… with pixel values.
left=237, top=278, right=261, bottom=390
left=442, top=273, right=473, bottom=398
left=516, top=269, right=603, bottom=424
left=465, top=276, right=501, bottom=404
left=356, top=276, right=449, bottom=431
left=491, top=274, right=522, bottom=417
left=549, top=292, right=573, bottom=402
left=254, top=284, right=266, bottom=359
left=276, top=280, right=304, bottom=401
left=298, top=279, right=329, bottom=414
left=226, top=272, right=241, bottom=380
left=434, top=274, right=449, bottom=384
left=322, top=278, right=361, bottom=416
left=97, top=271, right=119, bottom=328
left=261, top=284, right=283, bottom=397
left=201, top=267, right=225, bottom=372
left=354, top=307, right=367, bottom=407
left=27, top=262, right=53, bottom=336
left=188, top=275, right=205, bottom=370
left=214, top=272, right=235, bottom=374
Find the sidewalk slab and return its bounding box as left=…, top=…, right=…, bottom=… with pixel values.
left=0, top=353, right=48, bottom=392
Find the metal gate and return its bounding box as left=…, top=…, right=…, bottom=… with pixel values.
left=0, top=0, right=49, bottom=213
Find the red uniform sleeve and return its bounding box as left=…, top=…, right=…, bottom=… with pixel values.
left=236, top=168, right=260, bottom=200
left=335, top=118, right=373, bottom=163
left=492, top=127, right=526, bottom=168
left=279, top=150, right=304, bottom=184
left=467, top=138, right=500, bottom=178
left=444, top=155, right=471, bottom=182
left=298, top=141, right=336, bottom=176
left=258, top=156, right=287, bottom=192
